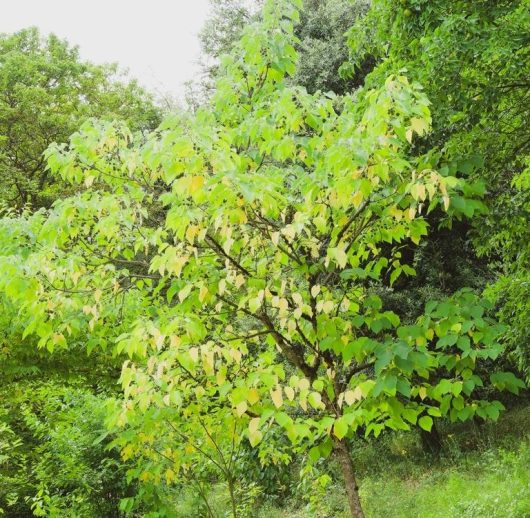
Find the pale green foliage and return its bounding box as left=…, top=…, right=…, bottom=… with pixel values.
left=0, top=1, right=522, bottom=515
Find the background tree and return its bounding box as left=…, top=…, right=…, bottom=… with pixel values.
left=0, top=27, right=161, bottom=208
left=188, top=0, right=370, bottom=108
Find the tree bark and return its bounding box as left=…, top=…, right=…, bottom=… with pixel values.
left=334, top=438, right=365, bottom=518
left=420, top=421, right=443, bottom=455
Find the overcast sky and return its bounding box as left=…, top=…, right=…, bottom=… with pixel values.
left=1, top=0, right=212, bottom=100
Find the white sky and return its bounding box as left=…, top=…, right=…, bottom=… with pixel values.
left=1, top=0, right=212, bottom=100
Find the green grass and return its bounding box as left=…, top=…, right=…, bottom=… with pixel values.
left=361, top=440, right=529, bottom=518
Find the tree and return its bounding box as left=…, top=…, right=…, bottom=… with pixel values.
left=0, top=27, right=161, bottom=208
left=191, top=0, right=370, bottom=108
left=0, top=1, right=523, bottom=516
left=485, top=160, right=530, bottom=380
left=342, top=0, right=530, bottom=374
left=292, top=0, right=371, bottom=94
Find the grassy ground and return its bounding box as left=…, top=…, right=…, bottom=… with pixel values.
left=360, top=437, right=529, bottom=517
left=179, top=403, right=530, bottom=517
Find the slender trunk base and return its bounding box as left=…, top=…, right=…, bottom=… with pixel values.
left=334, top=438, right=365, bottom=518
left=227, top=476, right=238, bottom=518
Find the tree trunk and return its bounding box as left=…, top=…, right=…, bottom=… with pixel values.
left=420, top=421, right=442, bottom=455
left=227, top=475, right=238, bottom=518
left=334, top=438, right=365, bottom=518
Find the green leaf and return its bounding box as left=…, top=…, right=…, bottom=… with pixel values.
left=418, top=416, right=433, bottom=432
left=333, top=417, right=348, bottom=440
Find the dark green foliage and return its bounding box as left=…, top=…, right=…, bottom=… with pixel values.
left=0, top=381, right=134, bottom=517
left=343, top=0, right=530, bottom=378
left=290, top=0, right=371, bottom=94
left=196, top=0, right=370, bottom=97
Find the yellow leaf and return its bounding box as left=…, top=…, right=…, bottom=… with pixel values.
left=230, top=348, right=242, bottom=364
left=235, top=274, right=245, bottom=288
left=284, top=386, right=295, bottom=401
left=292, top=293, right=303, bottom=306
left=249, top=417, right=260, bottom=434
left=419, top=386, right=427, bottom=400
left=71, top=271, right=81, bottom=285
left=169, top=255, right=188, bottom=277
left=311, top=284, right=321, bottom=298
left=185, top=225, right=197, bottom=243
left=189, top=175, right=204, bottom=194
left=298, top=378, right=310, bottom=391
left=202, top=350, right=215, bottom=375
left=153, top=330, right=165, bottom=350
left=282, top=225, right=296, bottom=242
left=390, top=206, right=403, bottom=221
left=288, top=319, right=296, bottom=333
left=84, top=175, right=96, bottom=188
left=352, top=190, right=364, bottom=209
left=122, top=444, right=134, bottom=460
left=426, top=183, right=436, bottom=199
left=344, top=386, right=363, bottom=405
left=247, top=388, right=260, bottom=405
left=271, top=388, right=284, bottom=409
left=236, top=401, right=248, bottom=416
left=165, top=468, right=175, bottom=484
left=189, top=347, right=199, bottom=363
left=199, top=285, right=208, bottom=303
left=410, top=117, right=429, bottom=136
left=223, top=237, right=234, bottom=255
left=248, top=429, right=263, bottom=447
left=322, top=300, right=335, bottom=314
left=335, top=248, right=348, bottom=269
